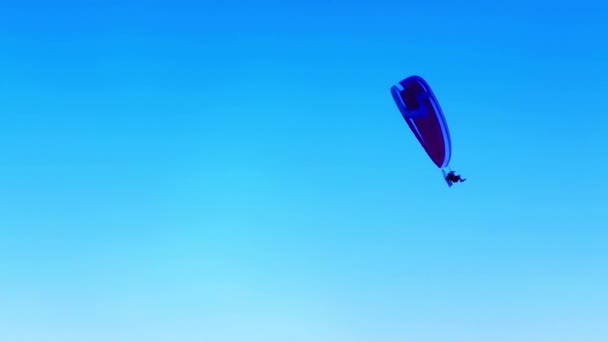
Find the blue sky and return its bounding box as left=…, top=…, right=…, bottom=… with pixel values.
left=1, top=1, right=607, bottom=341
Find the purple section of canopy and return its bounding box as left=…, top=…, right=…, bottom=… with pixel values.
left=391, top=76, right=452, bottom=168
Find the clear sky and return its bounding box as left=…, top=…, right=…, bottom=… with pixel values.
left=1, top=1, right=607, bottom=341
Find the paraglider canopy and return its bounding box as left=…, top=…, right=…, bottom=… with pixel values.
left=391, top=75, right=452, bottom=169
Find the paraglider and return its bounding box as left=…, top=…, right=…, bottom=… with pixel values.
left=390, top=75, right=466, bottom=187
left=443, top=170, right=466, bottom=187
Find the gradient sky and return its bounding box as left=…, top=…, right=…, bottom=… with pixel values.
left=1, top=1, right=607, bottom=341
